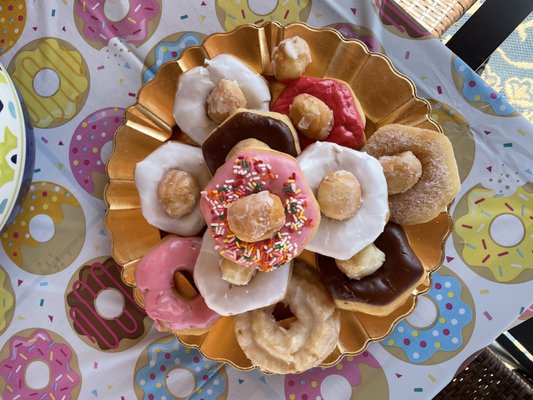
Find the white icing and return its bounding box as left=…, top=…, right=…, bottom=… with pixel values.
left=297, top=141, right=389, bottom=260
left=193, top=231, right=291, bottom=316
left=173, top=54, right=270, bottom=145
left=134, top=141, right=210, bottom=236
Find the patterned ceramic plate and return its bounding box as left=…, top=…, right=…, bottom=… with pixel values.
left=105, top=22, right=452, bottom=371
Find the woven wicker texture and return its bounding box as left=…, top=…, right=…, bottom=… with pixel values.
left=436, top=348, right=533, bottom=399
left=396, top=0, right=478, bottom=36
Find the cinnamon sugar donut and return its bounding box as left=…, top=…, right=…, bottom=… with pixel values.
left=364, top=124, right=460, bottom=225
left=234, top=262, right=340, bottom=374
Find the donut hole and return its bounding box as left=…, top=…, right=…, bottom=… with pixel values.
left=100, top=140, right=114, bottom=165
left=103, top=0, right=130, bottom=22
left=95, top=288, right=125, bottom=320
left=173, top=270, right=198, bottom=299
left=165, top=367, right=196, bottom=398
left=33, top=68, right=60, bottom=98
left=29, top=214, right=55, bottom=242
left=25, top=360, right=51, bottom=390
left=247, top=0, right=277, bottom=15
left=406, top=295, right=438, bottom=328
left=489, top=213, right=525, bottom=247
left=272, top=302, right=296, bottom=329
left=320, top=374, right=352, bottom=400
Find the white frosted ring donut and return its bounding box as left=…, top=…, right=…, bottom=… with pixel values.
left=193, top=231, right=292, bottom=316
left=234, top=262, right=340, bottom=374
left=173, top=54, right=270, bottom=145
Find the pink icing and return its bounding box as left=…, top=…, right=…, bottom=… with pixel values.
left=284, top=351, right=381, bottom=399
left=135, top=236, right=220, bottom=332
left=0, top=329, right=81, bottom=400
left=200, top=150, right=320, bottom=270
left=74, top=0, right=160, bottom=47
left=69, top=107, right=125, bottom=195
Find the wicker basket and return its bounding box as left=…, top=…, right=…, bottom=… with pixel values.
left=396, top=0, right=478, bottom=37
left=436, top=348, right=533, bottom=399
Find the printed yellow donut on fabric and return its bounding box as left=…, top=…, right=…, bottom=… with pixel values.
left=455, top=186, right=532, bottom=283
left=0, top=0, right=26, bottom=56
left=216, top=0, right=312, bottom=31
left=8, top=38, right=90, bottom=128
left=0, top=267, right=14, bottom=333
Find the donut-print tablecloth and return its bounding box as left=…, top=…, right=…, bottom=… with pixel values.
left=0, top=1, right=532, bottom=399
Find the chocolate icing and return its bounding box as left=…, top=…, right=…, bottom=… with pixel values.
left=202, top=110, right=299, bottom=175
left=316, top=223, right=424, bottom=305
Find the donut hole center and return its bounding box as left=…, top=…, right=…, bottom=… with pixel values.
left=103, top=0, right=130, bottom=22
left=95, top=288, right=125, bottom=320
left=489, top=213, right=525, bottom=247
left=173, top=270, right=198, bottom=299
left=406, top=295, right=438, bottom=328
left=247, top=0, right=278, bottom=15
left=166, top=367, right=196, bottom=398
left=29, top=214, right=55, bottom=243
left=272, top=302, right=296, bottom=329
left=100, top=141, right=114, bottom=165
left=33, top=68, right=60, bottom=98
left=25, top=360, right=51, bottom=390
left=320, top=374, right=352, bottom=400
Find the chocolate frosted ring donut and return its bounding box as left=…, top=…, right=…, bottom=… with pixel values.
left=316, top=223, right=426, bottom=316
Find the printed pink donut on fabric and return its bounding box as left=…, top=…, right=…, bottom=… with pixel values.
left=135, top=236, right=221, bottom=333
left=284, top=351, right=381, bottom=399
left=74, top=0, right=161, bottom=49
left=0, top=329, right=81, bottom=400
left=69, top=107, right=124, bottom=198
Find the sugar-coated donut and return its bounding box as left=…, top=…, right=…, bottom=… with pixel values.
left=202, top=108, right=301, bottom=175
left=173, top=54, right=270, bottom=145
left=0, top=0, right=26, bottom=56
left=194, top=231, right=292, bottom=316
left=317, top=223, right=426, bottom=316
left=135, top=236, right=221, bottom=334
left=65, top=257, right=151, bottom=351
left=0, top=267, right=15, bottom=335
left=0, top=329, right=81, bottom=400
left=70, top=107, right=124, bottom=198
left=234, top=261, right=340, bottom=374
left=74, top=0, right=161, bottom=49
left=364, top=124, right=460, bottom=225
left=297, top=141, right=388, bottom=260
left=272, top=77, right=366, bottom=150
left=384, top=270, right=473, bottom=363
left=134, top=335, right=228, bottom=400
left=200, top=148, right=320, bottom=270
left=8, top=38, right=90, bottom=128
left=0, top=181, right=86, bottom=274
left=134, top=141, right=210, bottom=236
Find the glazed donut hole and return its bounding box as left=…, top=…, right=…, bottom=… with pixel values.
left=206, top=79, right=247, bottom=124
left=173, top=270, right=198, bottom=299
left=227, top=191, right=286, bottom=243
left=317, top=170, right=362, bottom=220
left=220, top=257, right=256, bottom=286
left=290, top=94, right=334, bottom=140
left=157, top=169, right=200, bottom=218
left=335, top=243, right=386, bottom=279
left=379, top=151, right=422, bottom=195
left=271, top=36, right=312, bottom=81
left=225, top=138, right=270, bottom=162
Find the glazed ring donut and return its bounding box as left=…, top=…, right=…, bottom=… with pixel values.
left=0, top=328, right=81, bottom=399
left=8, top=38, right=90, bottom=128
left=364, top=124, right=460, bottom=225
left=73, top=0, right=161, bottom=49
left=70, top=107, right=124, bottom=198
left=234, top=261, right=340, bottom=374
left=0, top=0, right=26, bottom=56
left=66, top=257, right=151, bottom=351
left=200, top=148, right=320, bottom=270
left=135, top=236, right=220, bottom=334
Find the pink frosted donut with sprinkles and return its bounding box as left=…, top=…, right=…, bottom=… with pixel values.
left=0, top=329, right=81, bottom=400
left=69, top=107, right=124, bottom=198
left=200, top=148, right=320, bottom=271
left=74, top=0, right=161, bottom=49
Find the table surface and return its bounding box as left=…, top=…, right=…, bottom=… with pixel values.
left=0, top=1, right=532, bottom=399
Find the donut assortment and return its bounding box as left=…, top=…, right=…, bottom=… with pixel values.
left=127, top=34, right=461, bottom=373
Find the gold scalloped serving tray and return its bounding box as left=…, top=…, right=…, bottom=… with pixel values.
left=105, top=22, right=452, bottom=372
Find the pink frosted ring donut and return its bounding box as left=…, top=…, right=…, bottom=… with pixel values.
left=135, top=236, right=220, bottom=334
left=74, top=0, right=161, bottom=49
left=69, top=107, right=124, bottom=197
